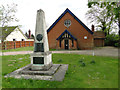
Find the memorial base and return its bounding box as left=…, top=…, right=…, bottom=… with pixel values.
left=30, top=51, right=52, bottom=70
left=4, top=64, right=68, bottom=81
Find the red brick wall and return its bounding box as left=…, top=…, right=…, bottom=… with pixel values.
left=48, top=12, right=94, bottom=50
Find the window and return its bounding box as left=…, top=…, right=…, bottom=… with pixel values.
left=72, top=39, right=74, bottom=47
left=21, top=39, right=24, bottom=41
left=13, top=39, right=16, bottom=41
left=64, top=20, right=71, bottom=27
left=84, top=36, right=87, bottom=39
left=59, top=40, right=61, bottom=47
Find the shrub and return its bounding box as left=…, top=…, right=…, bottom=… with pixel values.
left=57, top=59, right=63, bottom=63
left=105, top=33, right=119, bottom=47
left=81, top=62, right=86, bottom=67
left=114, top=42, right=120, bottom=47
left=90, top=60, right=95, bottom=64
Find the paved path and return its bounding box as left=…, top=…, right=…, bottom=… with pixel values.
left=0, top=47, right=118, bottom=57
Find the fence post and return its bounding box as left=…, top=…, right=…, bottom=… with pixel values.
left=29, top=41, right=30, bottom=46
left=5, top=42, right=7, bottom=50
left=14, top=41, right=16, bottom=49
left=20, top=41, right=21, bottom=47
left=24, top=41, right=26, bottom=46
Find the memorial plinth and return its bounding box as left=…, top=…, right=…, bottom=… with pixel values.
left=30, top=52, right=52, bottom=70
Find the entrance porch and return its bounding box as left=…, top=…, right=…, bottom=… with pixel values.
left=56, top=30, right=77, bottom=50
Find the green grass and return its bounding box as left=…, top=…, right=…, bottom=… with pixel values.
left=2, top=54, right=118, bottom=88
left=2, top=46, right=58, bottom=52
left=2, top=46, right=34, bottom=52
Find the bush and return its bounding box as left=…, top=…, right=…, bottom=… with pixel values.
left=57, top=59, right=63, bottom=63
left=115, top=42, right=120, bottom=47
left=90, top=60, right=95, bottom=64
left=105, top=34, right=119, bottom=47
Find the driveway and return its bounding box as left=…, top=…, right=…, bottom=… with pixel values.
left=0, top=46, right=118, bottom=57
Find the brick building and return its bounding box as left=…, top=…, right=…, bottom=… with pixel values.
left=47, top=8, right=104, bottom=50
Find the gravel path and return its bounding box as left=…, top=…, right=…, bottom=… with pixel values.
left=0, top=46, right=118, bottom=57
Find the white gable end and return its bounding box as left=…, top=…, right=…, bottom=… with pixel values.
left=5, top=27, right=27, bottom=41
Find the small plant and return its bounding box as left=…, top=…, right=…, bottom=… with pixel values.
left=81, top=62, right=86, bottom=67
left=79, top=57, right=84, bottom=63
left=90, top=60, right=95, bottom=64
left=79, top=60, right=83, bottom=63
left=73, top=65, right=76, bottom=68
left=57, top=59, right=63, bottom=63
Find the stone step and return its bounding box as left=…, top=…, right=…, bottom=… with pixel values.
left=19, top=64, right=60, bottom=75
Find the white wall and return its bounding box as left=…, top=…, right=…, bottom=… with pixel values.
left=26, top=39, right=34, bottom=41
left=5, top=27, right=34, bottom=41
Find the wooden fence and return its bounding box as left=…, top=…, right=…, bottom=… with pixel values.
left=0, top=41, right=34, bottom=50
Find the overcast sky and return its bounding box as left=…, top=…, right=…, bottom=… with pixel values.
left=0, top=0, right=92, bottom=35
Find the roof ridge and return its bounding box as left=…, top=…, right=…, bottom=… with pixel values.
left=47, top=8, right=93, bottom=35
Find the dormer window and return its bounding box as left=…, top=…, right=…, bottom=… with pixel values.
left=21, top=39, right=24, bottom=41
left=64, top=20, right=71, bottom=27
left=13, top=39, right=16, bottom=41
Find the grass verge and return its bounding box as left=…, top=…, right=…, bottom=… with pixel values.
left=2, top=54, right=118, bottom=88
left=2, top=46, right=34, bottom=52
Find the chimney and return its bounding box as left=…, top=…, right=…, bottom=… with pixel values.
left=28, top=29, right=31, bottom=38
left=91, top=25, right=94, bottom=32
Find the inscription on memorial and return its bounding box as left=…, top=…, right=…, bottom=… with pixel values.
left=33, top=57, right=44, bottom=64
left=34, top=43, right=44, bottom=52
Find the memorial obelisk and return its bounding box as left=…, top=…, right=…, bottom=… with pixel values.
left=30, top=9, right=52, bottom=70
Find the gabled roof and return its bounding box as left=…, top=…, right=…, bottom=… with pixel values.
left=0, top=26, right=29, bottom=41
left=47, top=8, right=93, bottom=34
left=1, top=26, right=18, bottom=41
left=56, top=30, right=77, bottom=40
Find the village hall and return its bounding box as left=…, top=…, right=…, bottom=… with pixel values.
left=47, top=8, right=105, bottom=50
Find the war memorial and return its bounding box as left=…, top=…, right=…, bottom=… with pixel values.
left=4, top=9, right=68, bottom=81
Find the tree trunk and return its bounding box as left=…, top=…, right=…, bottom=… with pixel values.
left=118, top=15, right=120, bottom=47
left=103, top=26, right=107, bottom=36
left=118, top=17, right=120, bottom=37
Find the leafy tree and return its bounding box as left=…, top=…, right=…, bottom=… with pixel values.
left=87, top=1, right=120, bottom=36
left=0, top=3, right=19, bottom=27
left=86, top=2, right=118, bottom=36
left=105, top=33, right=119, bottom=47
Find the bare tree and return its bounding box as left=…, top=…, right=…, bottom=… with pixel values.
left=0, top=3, right=19, bottom=27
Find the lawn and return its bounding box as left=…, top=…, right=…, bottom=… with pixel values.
left=2, top=46, right=57, bottom=52
left=2, top=54, right=118, bottom=88
left=2, top=46, right=34, bottom=52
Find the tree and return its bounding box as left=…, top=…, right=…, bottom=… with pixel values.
left=0, top=3, right=19, bottom=27
left=87, top=1, right=120, bottom=36
left=86, top=2, right=118, bottom=36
